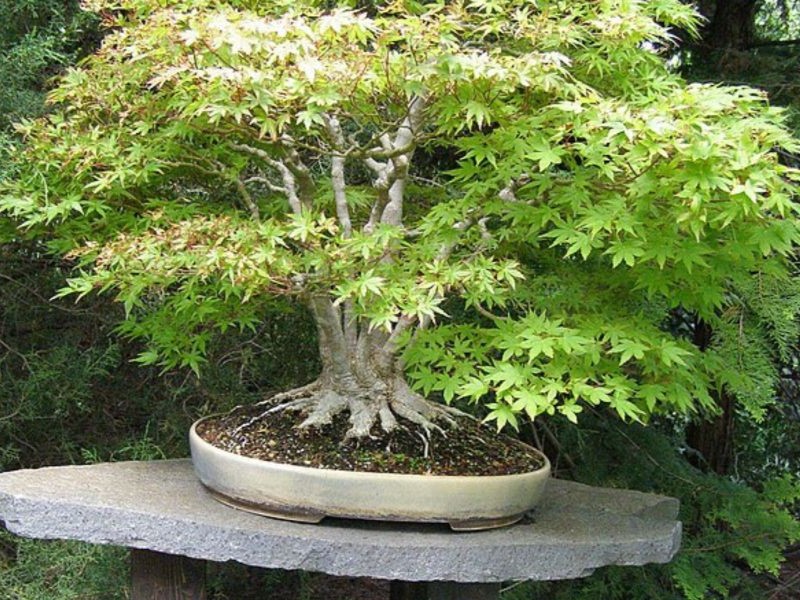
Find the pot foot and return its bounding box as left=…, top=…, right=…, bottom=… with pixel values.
left=448, top=514, right=523, bottom=531
left=206, top=484, right=524, bottom=530
left=206, top=487, right=325, bottom=524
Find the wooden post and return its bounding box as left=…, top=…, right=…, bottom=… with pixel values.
left=429, top=582, right=501, bottom=599
left=391, top=581, right=500, bottom=600
left=390, top=581, right=429, bottom=600
left=130, top=549, right=207, bottom=600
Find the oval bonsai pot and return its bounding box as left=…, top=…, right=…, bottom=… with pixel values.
left=189, top=418, right=551, bottom=531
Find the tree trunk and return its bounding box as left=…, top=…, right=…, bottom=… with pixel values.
left=685, top=317, right=735, bottom=475
left=681, top=3, right=762, bottom=473
left=685, top=390, right=735, bottom=475
left=247, top=295, right=462, bottom=440
left=697, top=0, right=760, bottom=50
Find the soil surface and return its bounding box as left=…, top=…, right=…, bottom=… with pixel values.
left=196, top=403, right=545, bottom=476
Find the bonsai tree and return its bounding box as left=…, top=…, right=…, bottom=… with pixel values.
left=2, top=0, right=799, bottom=440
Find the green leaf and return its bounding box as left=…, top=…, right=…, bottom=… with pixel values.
left=526, top=137, right=565, bottom=170
left=558, top=403, right=583, bottom=424
left=609, top=339, right=648, bottom=365
left=458, top=377, right=489, bottom=401
left=483, top=402, right=519, bottom=432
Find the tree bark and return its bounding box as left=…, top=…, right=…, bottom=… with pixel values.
left=685, top=389, right=735, bottom=475
left=685, top=317, right=735, bottom=475
left=696, top=0, right=760, bottom=50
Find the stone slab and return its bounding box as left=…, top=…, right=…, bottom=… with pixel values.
left=0, top=459, right=680, bottom=582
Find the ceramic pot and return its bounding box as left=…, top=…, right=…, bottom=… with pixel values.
left=189, top=418, right=550, bottom=531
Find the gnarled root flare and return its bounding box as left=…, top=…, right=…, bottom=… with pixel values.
left=235, top=378, right=471, bottom=441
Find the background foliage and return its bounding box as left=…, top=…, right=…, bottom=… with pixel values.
left=0, top=1, right=798, bottom=599
left=0, top=1, right=100, bottom=176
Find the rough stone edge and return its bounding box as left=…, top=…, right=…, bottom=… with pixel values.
left=0, top=491, right=682, bottom=582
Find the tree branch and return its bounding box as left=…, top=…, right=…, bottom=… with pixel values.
left=0, top=336, right=31, bottom=373
left=266, top=159, right=304, bottom=215
left=357, top=140, right=417, bottom=161
left=363, top=157, right=386, bottom=175
left=233, top=176, right=260, bottom=220
left=321, top=114, right=359, bottom=346
left=243, top=175, right=285, bottom=194
left=747, top=38, right=800, bottom=48
left=381, top=95, right=426, bottom=227
left=363, top=95, right=427, bottom=232
left=381, top=159, right=409, bottom=227
left=228, top=142, right=304, bottom=215
left=474, top=302, right=506, bottom=321
left=323, top=114, right=352, bottom=238
left=498, top=174, right=532, bottom=203
left=433, top=176, right=523, bottom=269
left=280, top=144, right=316, bottom=211
left=227, top=142, right=271, bottom=162
left=380, top=314, right=416, bottom=368
left=363, top=158, right=397, bottom=233
left=378, top=199, right=495, bottom=361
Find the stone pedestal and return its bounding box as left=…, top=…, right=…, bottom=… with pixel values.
left=0, top=459, right=681, bottom=599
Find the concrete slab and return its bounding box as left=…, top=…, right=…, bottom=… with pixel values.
left=0, top=459, right=680, bottom=582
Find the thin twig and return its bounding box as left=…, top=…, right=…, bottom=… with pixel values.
left=0, top=273, right=97, bottom=316
left=234, top=176, right=260, bottom=220
left=0, top=337, right=31, bottom=372
left=538, top=420, right=577, bottom=471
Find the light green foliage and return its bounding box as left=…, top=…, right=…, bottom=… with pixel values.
left=1, top=0, right=798, bottom=427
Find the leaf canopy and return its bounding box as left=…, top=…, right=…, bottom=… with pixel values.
left=2, top=0, right=799, bottom=426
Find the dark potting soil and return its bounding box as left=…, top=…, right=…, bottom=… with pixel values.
left=196, top=404, right=545, bottom=476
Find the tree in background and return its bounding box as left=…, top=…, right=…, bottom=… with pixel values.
left=685, top=0, right=800, bottom=123
left=694, top=0, right=761, bottom=49
left=671, top=0, right=800, bottom=477
left=692, top=0, right=800, bottom=50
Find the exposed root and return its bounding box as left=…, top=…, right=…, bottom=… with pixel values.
left=230, top=396, right=316, bottom=438
left=341, top=397, right=378, bottom=440
left=391, top=400, right=446, bottom=435
left=254, top=381, right=322, bottom=407
left=231, top=378, right=473, bottom=441
left=297, top=391, right=395, bottom=439
left=388, top=379, right=473, bottom=435
left=416, top=430, right=431, bottom=459
left=377, top=397, right=398, bottom=433
left=298, top=390, right=349, bottom=429
left=231, top=380, right=327, bottom=438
